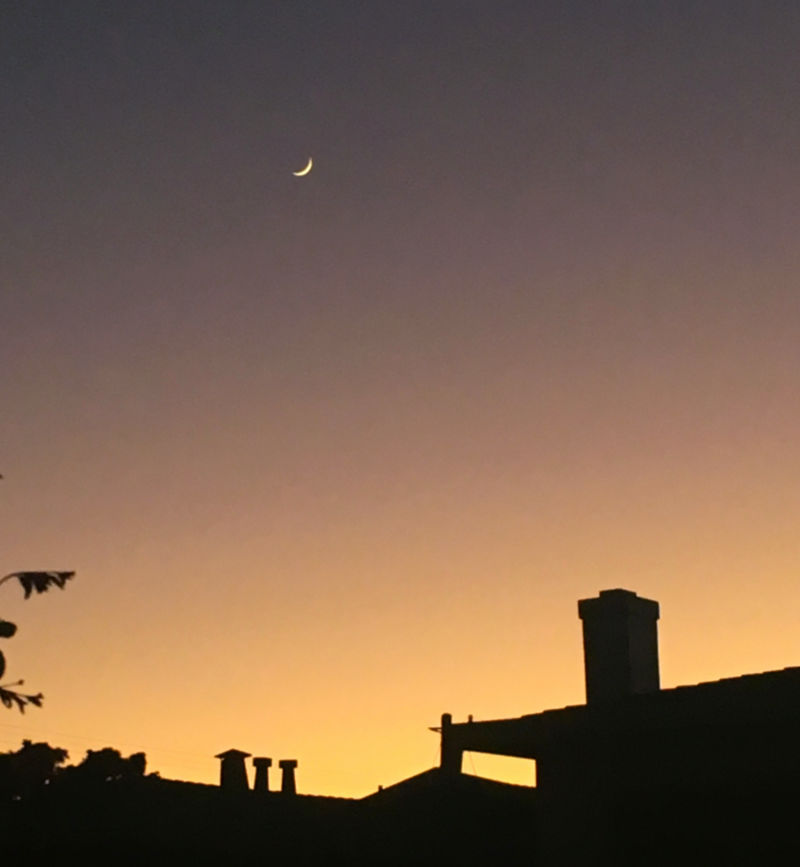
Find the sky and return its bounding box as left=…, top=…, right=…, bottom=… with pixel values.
left=1, top=1, right=799, bottom=796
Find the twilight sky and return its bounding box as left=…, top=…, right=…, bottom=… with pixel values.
left=2, top=1, right=799, bottom=795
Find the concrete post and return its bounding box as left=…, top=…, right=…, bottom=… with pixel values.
left=439, top=712, right=463, bottom=775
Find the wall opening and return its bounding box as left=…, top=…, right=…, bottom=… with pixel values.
left=463, top=753, right=536, bottom=787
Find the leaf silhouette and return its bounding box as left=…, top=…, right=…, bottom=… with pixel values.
left=0, top=571, right=75, bottom=599
left=0, top=570, right=73, bottom=712
left=0, top=683, right=44, bottom=713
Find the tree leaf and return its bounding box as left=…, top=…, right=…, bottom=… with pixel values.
left=4, top=571, right=75, bottom=599
left=0, top=685, right=44, bottom=712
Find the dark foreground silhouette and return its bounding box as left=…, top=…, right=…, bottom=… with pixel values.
left=1, top=757, right=795, bottom=866
left=0, top=765, right=534, bottom=866
left=3, top=589, right=798, bottom=865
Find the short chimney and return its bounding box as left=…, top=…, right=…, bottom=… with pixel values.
left=578, top=589, right=660, bottom=704
left=279, top=759, right=298, bottom=795
left=215, top=748, right=251, bottom=791
left=252, top=757, right=272, bottom=792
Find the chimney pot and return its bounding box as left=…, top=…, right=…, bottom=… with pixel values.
left=278, top=759, right=298, bottom=795
left=214, top=748, right=251, bottom=791
left=252, top=757, right=272, bottom=792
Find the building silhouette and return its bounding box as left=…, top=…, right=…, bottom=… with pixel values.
left=433, top=588, right=800, bottom=864
left=3, top=588, right=798, bottom=864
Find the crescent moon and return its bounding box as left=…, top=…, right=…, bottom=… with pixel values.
left=293, top=157, right=313, bottom=177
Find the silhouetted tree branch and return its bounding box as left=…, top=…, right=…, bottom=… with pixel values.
left=0, top=571, right=75, bottom=711
left=0, top=683, right=44, bottom=713
left=0, top=571, right=75, bottom=598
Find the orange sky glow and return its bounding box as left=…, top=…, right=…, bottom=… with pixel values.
left=2, top=3, right=799, bottom=796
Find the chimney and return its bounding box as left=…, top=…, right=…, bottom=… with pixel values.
left=215, top=748, right=251, bottom=791
left=252, top=757, right=272, bottom=792
left=279, top=759, right=298, bottom=795
left=577, top=589, right=660, bottom=704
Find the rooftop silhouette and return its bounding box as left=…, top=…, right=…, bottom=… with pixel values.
left=2, top=588, right=797, bottom=865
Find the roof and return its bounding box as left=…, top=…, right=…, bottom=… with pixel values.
left=361, top=767, right=536, bottom=805
left=214, top=748, right=252, bottom=759
left=443, top=666, right=800, bottom=758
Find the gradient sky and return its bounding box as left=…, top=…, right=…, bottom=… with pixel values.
left=2, top=1, right=799, bottom=795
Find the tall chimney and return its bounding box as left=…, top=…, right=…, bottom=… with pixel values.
left=578, top=589, right=660, bottom=704
left=279, top=759, right=298, bottom=795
